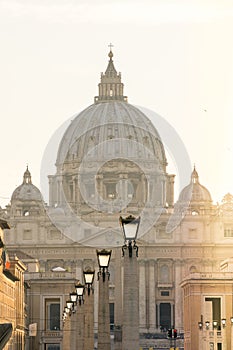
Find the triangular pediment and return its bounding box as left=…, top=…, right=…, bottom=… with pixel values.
left=79, top=228, right=124, bottom=248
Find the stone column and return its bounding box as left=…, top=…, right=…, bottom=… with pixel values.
left=148, top=260, right=156, bottom=332
left=72, top=176, right=76, bottom=204
left=174, top=259, right=183, bottom=330
left=222, top=325, right=227, bottom=350
left=139, top=260, right=146, bottom=333
left=198, top=328, right=203, bottom=350
left=114, top=248, right=123, bottom=350
left=93, top=275, right=98, bottom=335
left=63, top=316, right=71, bottom=349
left=98, top=272, right=111, bottom=350
left=57, top=176, right=63, bottom=205
left=166, top=174, right=175, bottom=207
left=48, top=175, right=54, bottom=206
left=76, top=303, right=84, bottom=350
left=122, top=247, right=139, bottom=350
left=70, top=311, right=76, bottom=349
left=84, top=291, right=94, bottom=350
left=231, top=323, right=233, bottom=350
left=205, top=328, right=210, bottom=350
left=213, top=327, right=217, bottom=350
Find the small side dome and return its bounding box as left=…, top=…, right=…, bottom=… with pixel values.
left=178, top=166, right=212, bottom=204
left=220, top=193, right=233, bottom=215
left=11, top=167, right=42, bottom=202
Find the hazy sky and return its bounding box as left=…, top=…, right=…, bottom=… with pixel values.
left=0, top=0, right=233, bottom=207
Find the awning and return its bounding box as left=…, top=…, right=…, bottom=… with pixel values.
left=3, top=269, right=19, bottom=282
left=0, top=323, right=13, bottom=349
left=0, top=219, right=10, bottom=229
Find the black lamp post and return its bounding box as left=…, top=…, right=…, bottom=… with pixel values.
left=70, top=292, right=77, bottom=305
left=96, top=249, right=112, bottom=350
left=75, top=282, right=85, bottom=305
left=119, top=215, right=140, bottom=257
left=83, top=268, right=95, bottom=350
left=64, top=306, right=70, bottom=316
left=119, top=214, right=140, bottom=350
left=83, top=268, right=95, bottom=295
left=96, top=249, right=112, bottom=282
left=66, top=300, right=74, bottom=312
left=221, top=318, right=226, bottom=328
left=74, top=282, right=85, bottom=350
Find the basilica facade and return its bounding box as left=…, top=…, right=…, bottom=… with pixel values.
left=3, top=50, right=233, bottom=350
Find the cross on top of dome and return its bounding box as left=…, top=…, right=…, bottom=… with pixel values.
left=108, top=43, right=114, bottom=58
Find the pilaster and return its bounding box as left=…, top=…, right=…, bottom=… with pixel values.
left=148, top=259, right=156, bottom=332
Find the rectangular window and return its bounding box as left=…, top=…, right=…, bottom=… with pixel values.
left=205, top=297, right=221, bottom=326
left=109, top=303, right=114, bottom=330
left=156, top=227, right=172, bottom=239
left=188, top=228, right=197, bottom=239
left=48, top=230, right=62, bottom=240
left=45, top=345, right=60, bottom=350
left=224, top=227, right=233, bottom=237
left=161, top=291, right=169, bottom=296
left=45, top=299, right=60, bottom=331
left=23, top=229, right=32, bottom=240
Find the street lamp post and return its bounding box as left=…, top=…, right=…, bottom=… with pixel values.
left=83, top=268, right=95, bottom=350
left=221, top=318, right=226, bottom=350
left=231, top=317, right=233, bottom=350
left=198, top=321, right=203, bottom=350
left=97, top=249, right=112, bottom=350
left=67, top=297, right=76, bottom=348
left=75, top=282, right=85, bottom=350
left=119, top=215, right=140, bottom=350
left=63, top=300, right=74, bottom=349
left=213, top=321, right=218, bottom=349
left=205, top=321, right=210, bottom=350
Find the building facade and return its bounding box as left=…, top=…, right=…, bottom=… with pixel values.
left=181, top=257, right=233, bottom=350
left=0, top=218, right=27, bottom=349
left=3, top=50, right=233, bottom=349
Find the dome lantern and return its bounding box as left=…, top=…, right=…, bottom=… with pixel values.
left=94, top=45, right=128, bottom=103
left=191, top=165, right=199, bottom=184
left=23, top=166, right=32, bottom=184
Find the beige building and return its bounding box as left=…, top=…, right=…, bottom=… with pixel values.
left=0, top=218, right=27, bottom=349
left=3, top=50, right=233, bottom=349
left=181, top=257, right=233, bottom=350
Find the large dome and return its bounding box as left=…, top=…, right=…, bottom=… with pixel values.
left=56, top=49, right=166, bottom=171
left=56, top=101, right=167, bottom=168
